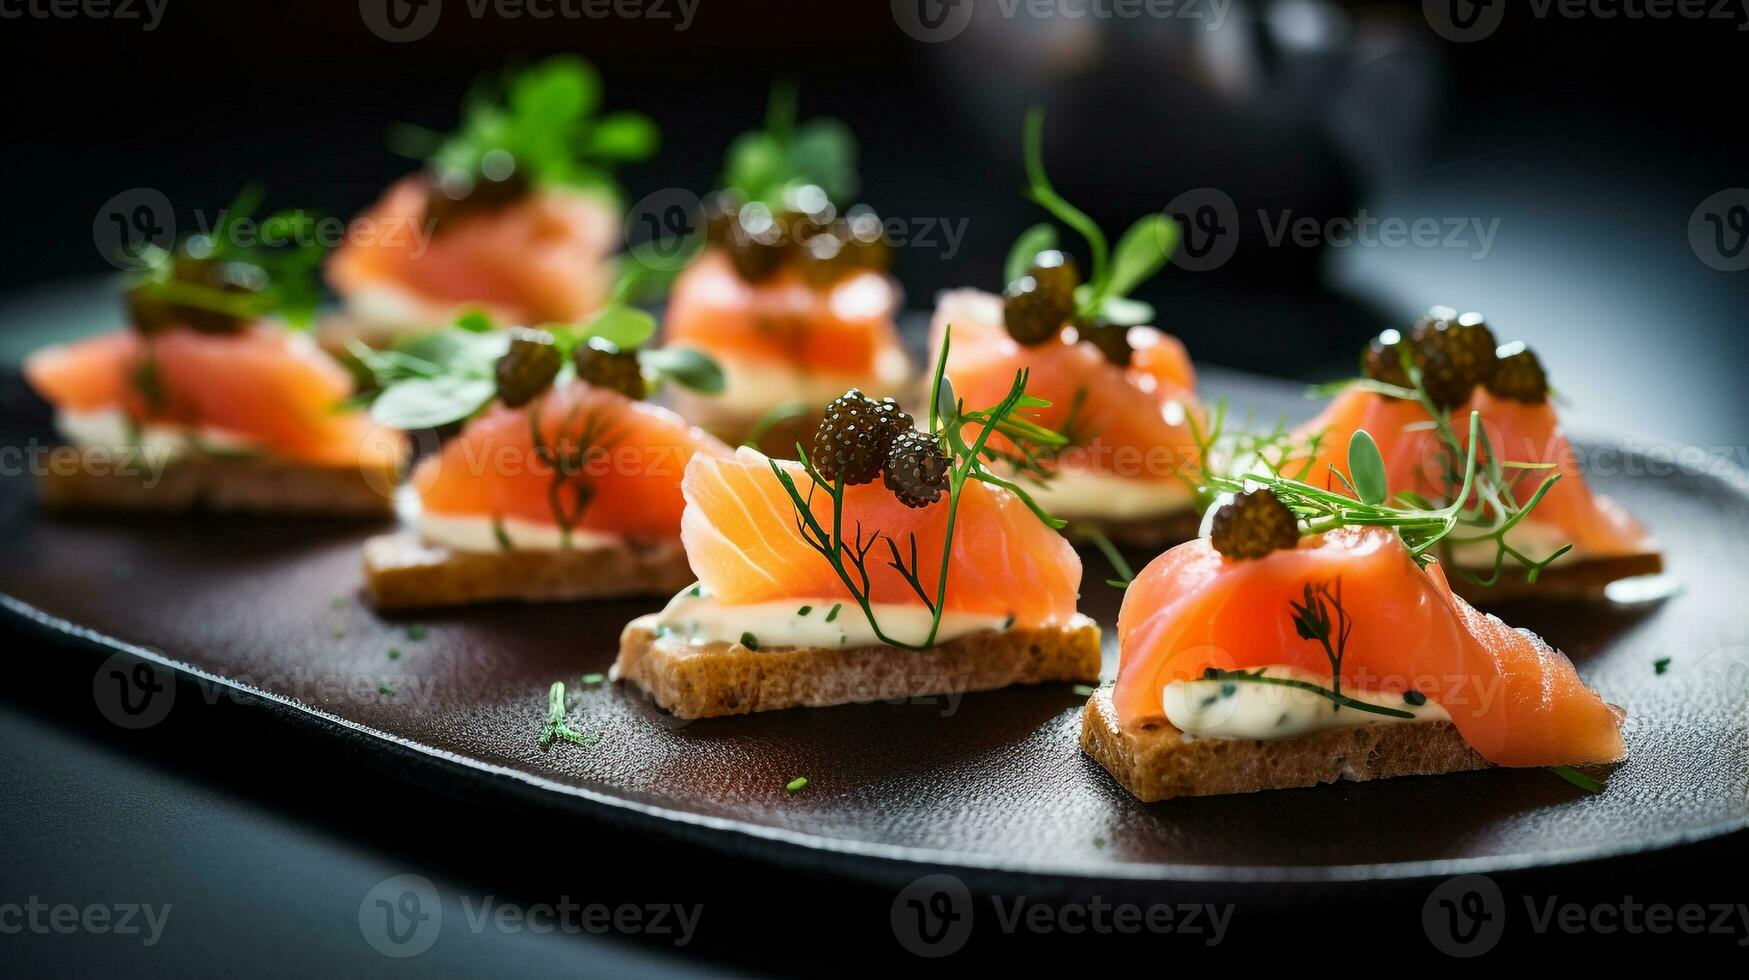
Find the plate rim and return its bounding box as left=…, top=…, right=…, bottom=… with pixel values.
left=7, top=585, right=1745, bottom=886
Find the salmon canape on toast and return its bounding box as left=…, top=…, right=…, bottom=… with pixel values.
left=356, top=307, right=730, bottom=610
left=24, top=193, right=406, bottom=516
left=932, top=112, right=1202, bottom=549
left=326, top=57, right=655, bottom=348
left=614, top=331, right=1100, bottom=719
left=662, top=86, right=908, bottom=449
left=1294, top=306, right=1660, bottom=600
left=1081, top=420, right=1627, bottom=801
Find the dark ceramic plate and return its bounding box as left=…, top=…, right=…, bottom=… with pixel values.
left=1, top=342, right=1744, bottom=884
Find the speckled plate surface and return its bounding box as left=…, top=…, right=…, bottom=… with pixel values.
left=1, top=346, right=1744, bottom=884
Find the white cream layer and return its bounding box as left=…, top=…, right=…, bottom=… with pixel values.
left=634, top=586, right=1010, bottom=649
left=415, top=512, right=625, bottom=553
left=1022, top=468, right=1194, bottom=522
left=1163, top=665, right=1450, bottom=740
left=57, top=407, right=260, bottom=461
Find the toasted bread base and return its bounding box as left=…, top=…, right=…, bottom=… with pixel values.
left=614, top=614, right=1102, bottom=718
left=35, top=448, right=398, bottom=517
left=362, top=531, right=695, bottom=610
left=1079, top=687, right=1494, bottom=801
left=1447, top=549, right=1665, bottom=604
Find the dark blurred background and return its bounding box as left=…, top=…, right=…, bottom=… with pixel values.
left=4, top=0, right=1747, bottom=443
left=4, top=2, right=1748, bottom=975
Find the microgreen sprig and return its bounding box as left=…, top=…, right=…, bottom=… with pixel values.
left=722, top=80, right=858, bottom=206
left=390, top=56, right=657, bottom=199
left=1305, top=347, right=1572, bottom=584
left=129, top=186, right=327, bottom=328
left=1005, top=109, right=1180, bottom=327
left=766, top=325, right=1066, bottom=650
left=352, top=302, right=722, bottom=431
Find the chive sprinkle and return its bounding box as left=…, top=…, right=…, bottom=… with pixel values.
left=785, top=777, right=808, bottom=794
left=1550, top=765, right=1605, bottom=794
left=739, top=632, right=760, bottom=650
left=798, top=605, right=813, bottom=617
left=1653, top=657, right=1671, bottom=675
left=387, top=648, right=401, bottom=660
left=580, top=673, right=605, bottom=685
left=406, top=625, right=428, bottom=641
left=825, top=604, right=841, bottom=623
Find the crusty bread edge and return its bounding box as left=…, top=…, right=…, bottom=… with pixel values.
left=1447, top=549, right=1665, bottom=604
left=614, top=613, right=1102, bottom=718
left=362, top=531, right=696, bottom=610
left=1078, top=686, right=1494, bottom=802
left=35, top=449, right=398, bottom=517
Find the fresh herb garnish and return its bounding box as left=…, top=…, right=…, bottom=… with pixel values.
left=824, top=603, right=841, bottom=623
left=723, top=80, right=857, bottom=206
left=580, top=672, right=605, bottom=686
left=767, top=327, right=1066, bottom=650
left=1550, top=764, right=1606, bottom=794
left=387, top=648, right=401, bottom=660
left=537, top=681, right=596, bottom=750
left=127, top=186, right=327, bottom=330
left=1288, top=577, right=1355, bottom=708
left=391, top=56, right=656, bottom=201
left=1078, top=526, right=1134, bottom=589
left=1653, top=657, right=1671, bottom=675
left=797, top=605, right=813, bottom=617
left=739, top=631, right=760, bottom=651
left=1306, top=348, right=1573, bottom=585
left=353, top=302, right=721, bottom=430
left=1203, top=668, right=1416, bottom=721
left=785, top=776, right=809, bottom=794
left=1009, top=109, right=1179, bottom=327
left=406, top=625, right=428, bottom=641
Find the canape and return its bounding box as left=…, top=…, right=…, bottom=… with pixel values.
left=24, top=192, right=406, bottom=516
left=614, top=332, right=1100, bottom=718
left=930, top=111, right=1203, bottom=549
left=325, top=57, right=655, bottom=348
left=662, top=86, right=909, bottom=448
left=1294, top=306, right=1662, bottom=600
left=1081, top=420, right=1628, bottom=801
left=358, top=306, right=730, bottom=610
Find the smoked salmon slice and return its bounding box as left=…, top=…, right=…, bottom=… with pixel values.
left=1296, top=387, right=1651, bottom=556
left=680, top=446, right=1083, bottom=627
left=415, top=379, right=730, bottom=540
left=931, top=289, right=1201, bottom=482
left=25, top=325, right=402, bottom=469
left=328, top=177, right=619, bottom=326
left=1114, top=526, right=1627, bottom=767
left=665, top=250, right=905, bottom=378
